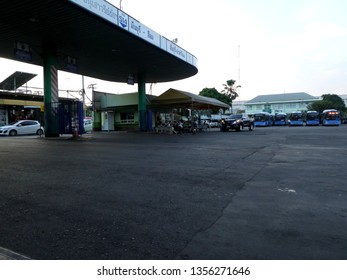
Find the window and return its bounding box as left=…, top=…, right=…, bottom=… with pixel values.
left=285, top=103, right=296, bottom=109
left=21, top=121, right=36, bottom=126
left=120, top=112, right=134, bottom=124
left=273, top=104, right=283, bottom=110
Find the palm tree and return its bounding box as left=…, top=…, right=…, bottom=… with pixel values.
left=221, top=79, right=239, bottom=107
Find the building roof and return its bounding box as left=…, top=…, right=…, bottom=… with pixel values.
left=246, top=92, right=318, bottom=104
left=0, top=72, right=37, bottom=91
left=93, top=91, right=156, bottom=110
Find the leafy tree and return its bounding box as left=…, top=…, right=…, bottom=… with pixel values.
left=221, top=79, right=239, bottom=107
left=307, top=100, right=335, bottom=113
left=199, top=87, right=231, bottom=105
left=322, top=94, right=346, bottom=112
left=307, top=94, right=346, bottom=113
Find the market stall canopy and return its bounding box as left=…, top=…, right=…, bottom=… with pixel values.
left=152, top=88, right=230, bottom=110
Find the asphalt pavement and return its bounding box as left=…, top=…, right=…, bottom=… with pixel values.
left=0, top=126, right=346, bottom=260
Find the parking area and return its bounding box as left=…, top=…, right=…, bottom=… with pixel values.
left=0, top=126, right=346, bottom=259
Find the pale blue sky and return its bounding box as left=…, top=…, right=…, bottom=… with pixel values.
left=1, top=0, right=347, bottom=102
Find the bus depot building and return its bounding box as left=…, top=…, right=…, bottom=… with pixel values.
left=244, top=92, right=319, bottom=115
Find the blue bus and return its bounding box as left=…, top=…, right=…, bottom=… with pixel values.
left=274, top=113, right=287, bottom=126
left=306, top=111, right=320, bottom=126
left=289, top=111, right=304, bottom=126
left=321, top=109, right=340, bottom=126
left=253, top=112, right=272, bottom=127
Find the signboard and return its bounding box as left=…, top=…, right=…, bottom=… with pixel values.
left=191, top=55, right=198, bottom=67
left=160, top=36, right=167, bottom=51
left=69, top=0, right=118, bottom=25
left=129, top=17, right=160, bottom=47
left=167, top=41, right=187, bottom=61
left=66, top=56, right=78, bottom=73
left=186, top=53, right=193, bottom=65
left=127, top=74, right=135, bottom=85
left=118, top=10, right=129, bottom=30
left=14, top=41, right=32, bottom=61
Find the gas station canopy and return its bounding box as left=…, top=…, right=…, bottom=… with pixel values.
left=0, top=0, right=198, bottom=84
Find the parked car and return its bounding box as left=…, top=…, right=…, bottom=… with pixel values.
left=83, top=118, right=93, bottom=133
left=0, top=120, right=44, bottom=136
left=221, top=114, right=254, bottom=132
left=209, top=120, right=220, bottom=128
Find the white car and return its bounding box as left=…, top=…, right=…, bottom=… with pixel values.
left=209, top=120, right=220, bottom=128
left=83, top=119, right=93, bottom=133
left=0, top=120, right=44, bottom=136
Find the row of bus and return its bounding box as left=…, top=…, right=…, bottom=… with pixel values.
left=251, top=109, right=342, bottom=127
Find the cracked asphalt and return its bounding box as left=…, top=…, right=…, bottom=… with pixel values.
left=0, top=126, right=346, bottom=260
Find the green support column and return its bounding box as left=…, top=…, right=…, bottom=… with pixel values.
left=92, top=110, right=102, bottom=131
left=138, top=73, right=147, bottom=131
left=43, top=46, right=60, bottom=137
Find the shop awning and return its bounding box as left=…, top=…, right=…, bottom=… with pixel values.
left=0, top=71, right=37, bottom=91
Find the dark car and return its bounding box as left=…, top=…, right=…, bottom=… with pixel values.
left=221, top=114, right=254, bottom=132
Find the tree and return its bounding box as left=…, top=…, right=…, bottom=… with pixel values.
left=307, top=100, right=335, bottom=113
left=322, top=94, right=346, bottom=112
left=221, top=79, right=239, bottom=107
left=307, top=94, right=346, bottom=113
left=199, top=87, right=231, bottom=105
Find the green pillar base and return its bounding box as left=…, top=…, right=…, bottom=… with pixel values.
left=138, top=73, right=147, bottom=131
left=43, top=46, right=60, bottom=137
left=139, top=110, right=147, bottom=131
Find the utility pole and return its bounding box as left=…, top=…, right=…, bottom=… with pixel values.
left=81, top=76, right=85, bottom=107
left=88, top=83, right=97, bottom=111
left=237, top=44, right=241, bottom=98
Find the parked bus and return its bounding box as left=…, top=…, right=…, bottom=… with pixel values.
left=321, top=109, right=340, bottom=126
left=253, top=112, right=272, bottom=127
left=306, top=111, right=320, bottom=126
left=274, top=113, right=287, bottom=126
left=289, top=111, right=304, bottom=126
